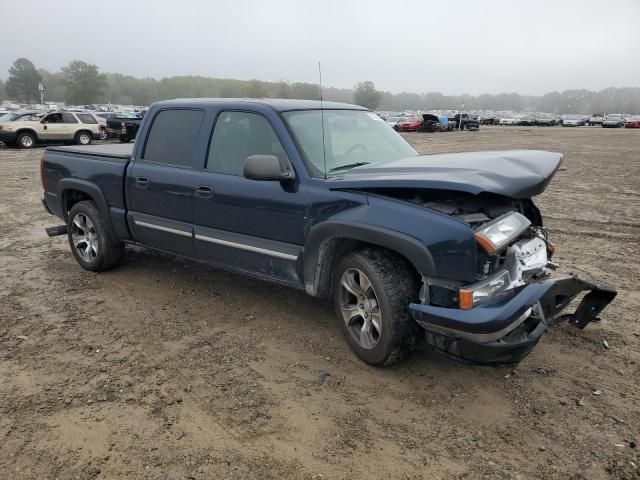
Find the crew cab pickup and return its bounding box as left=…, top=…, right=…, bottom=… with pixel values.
left=106, top=111, right=145, bottom=143
left=40, top=99, right=616, bottom=366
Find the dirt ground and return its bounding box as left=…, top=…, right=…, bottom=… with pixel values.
left=1, top=126, right=639, bottom=480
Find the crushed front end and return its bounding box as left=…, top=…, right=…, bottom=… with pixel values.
left=410, top=210, right=617, bottom=364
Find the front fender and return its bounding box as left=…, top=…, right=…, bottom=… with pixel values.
left=303, top=221, right=437, bottom=296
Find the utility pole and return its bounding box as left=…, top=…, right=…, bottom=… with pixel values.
left=38, top=82, right=45, bottom=106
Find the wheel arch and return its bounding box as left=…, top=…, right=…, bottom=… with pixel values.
left=58, top=179, right=110, bottom=223
left=75, top=129, right=93, bottom=140
left=16, top=128, right=38, bottom=140
left=303, top=221, right=436, bottom=298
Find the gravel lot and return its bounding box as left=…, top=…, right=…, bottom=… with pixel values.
left=1, top=126, right=639, bottom=479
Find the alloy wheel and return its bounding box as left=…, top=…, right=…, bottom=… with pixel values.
left=338, top=268, right=382, bottom=349
left=70, top=213, right=98, bottom=262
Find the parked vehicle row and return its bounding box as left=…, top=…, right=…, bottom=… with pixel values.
left=385, top=112, right=477, bottom=133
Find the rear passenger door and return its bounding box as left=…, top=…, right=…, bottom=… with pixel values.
left=126, top=108, right=206, bottom=258
left=193, top=110, right=307, bottom=286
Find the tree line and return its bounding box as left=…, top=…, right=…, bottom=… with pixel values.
left=1, top=57, right=639, bottom=114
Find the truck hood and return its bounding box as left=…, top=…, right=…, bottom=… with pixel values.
left=328, top=150, right=563, bottom=199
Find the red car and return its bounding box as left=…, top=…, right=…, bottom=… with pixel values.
left=624, top=116, right=640, bottom=128
left=395, top=115, right=423, bottom=132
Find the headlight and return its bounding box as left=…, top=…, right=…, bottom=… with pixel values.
left=474, top=212, right=531, bottom=254
left=459, top=269, right=511, bottom=309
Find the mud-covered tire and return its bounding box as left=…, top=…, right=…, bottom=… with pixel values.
left=67, top=200, right=123, bottom=272
left=333, top=248, right=422, bottom=366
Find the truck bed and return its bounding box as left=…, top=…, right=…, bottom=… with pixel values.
left=46, top=143, right=133, bottom=160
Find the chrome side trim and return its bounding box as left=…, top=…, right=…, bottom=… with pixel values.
left=419, top=307, right=533, bottom=343
left=135, top=220, right=192, bottom=238
left=195, top=234, right=298, bottom=261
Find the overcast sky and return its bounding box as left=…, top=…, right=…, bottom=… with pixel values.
left=2, top=0, right=639, bottom=95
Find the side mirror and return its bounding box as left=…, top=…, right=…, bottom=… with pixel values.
left=243, top=155, right=294, bottom=182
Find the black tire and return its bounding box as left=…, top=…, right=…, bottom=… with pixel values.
left=333, top=248, right=421, bottom=366
left=98, top=130, right=108, bottom=141
left=75, top=131, right=92, bottom=146
left=119, top=135, right=131, bottom=143
left=67, top=200, right=123, bottom=272
left=17, top=132, right=36, bottom=149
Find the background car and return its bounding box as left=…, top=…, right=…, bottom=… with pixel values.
left=395, top=114, right=422, bottom=132
left=0, top=111, right=102, bottom=148
left=454, top=113, right=480, bottom=130
left=94, top=112, right=120, bottom=138
left=499, top=116, right=518, bottom=125
left=562, top=114, right=585, bottom=127
left=419, top=113, right=442, bottom=132
left=587, top=113, right=605, bottom=126
left=624, top=116, right=640, bottom=128
left=480, top=115, right=499, bottom=125
left=602, top=114, right=624, bottom=128
left=517, top=115, right=536, bottom=126
left=385, top=116, right=402, bottom=130
left=534, top=114, right=556, bottom=126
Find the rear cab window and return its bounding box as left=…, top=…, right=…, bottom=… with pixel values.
left=142, top=109, right=205, bottom=168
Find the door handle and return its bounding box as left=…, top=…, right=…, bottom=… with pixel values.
left=194, top=185, right=214, bottom=199
left=135, top=176, right=150, bottom=188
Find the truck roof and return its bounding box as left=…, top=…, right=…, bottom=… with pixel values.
left=155, top=98, right=368, bottom=112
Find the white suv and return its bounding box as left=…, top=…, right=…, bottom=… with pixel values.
left=0, top=111, right=103, bottom=148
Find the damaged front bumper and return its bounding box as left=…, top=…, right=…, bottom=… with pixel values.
left=409, top=275, right=616, bottom=364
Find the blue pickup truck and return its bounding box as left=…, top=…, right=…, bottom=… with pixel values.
left=40, top=98, right=616, bottom=366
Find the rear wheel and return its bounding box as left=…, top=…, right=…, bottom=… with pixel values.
left=75, top=131, right=92, bottom=146
left=333, top=248, right=421, bottom=366
left=67, top=200, right=123, bottom=272
left=17, top=132, right=36, bottom=149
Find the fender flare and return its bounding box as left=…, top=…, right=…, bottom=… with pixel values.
left=303, top=221, right=436, bottom=297
left=57, top=178, right=112, bottom=225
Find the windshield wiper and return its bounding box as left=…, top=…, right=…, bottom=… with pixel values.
left=328, top=162, right=370, bottom=173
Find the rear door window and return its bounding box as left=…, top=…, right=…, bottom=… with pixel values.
left=62, top=113, right=78, bottom=123
left=76, top=113, right=98, bottom=124
left=142, top=109, right=205, bottom=168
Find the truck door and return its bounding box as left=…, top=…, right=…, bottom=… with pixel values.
left=126, top=108, right=206, bottom=258
left=193, top=110, right=307, bottom=286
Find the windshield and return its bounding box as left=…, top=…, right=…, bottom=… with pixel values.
left=283, top=110, right=417, bottom=177
left=387, top=117, right=401, bottom=122
left=607, top=114, right=621, bottom=119
left=0, top=113, right=15, bottom=122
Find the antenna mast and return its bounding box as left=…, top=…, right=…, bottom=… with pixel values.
left=318, top=62, right=327, bottom=179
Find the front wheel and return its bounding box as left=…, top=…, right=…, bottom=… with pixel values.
left=333, top=248, right=421, bottom=366
left=67, top=201, right=123, bottom=272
